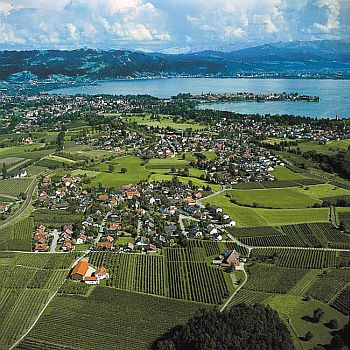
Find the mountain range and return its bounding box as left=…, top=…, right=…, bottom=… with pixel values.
left=1, top=40, right=349, bottom=82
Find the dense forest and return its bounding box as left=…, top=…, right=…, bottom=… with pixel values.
left=153, top=304, right=295, bottom=350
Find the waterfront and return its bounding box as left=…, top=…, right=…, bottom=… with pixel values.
left=51, top=78, right=350, bottom=119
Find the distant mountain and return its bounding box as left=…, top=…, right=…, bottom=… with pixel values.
left=1, top=40, right=349, bottom=82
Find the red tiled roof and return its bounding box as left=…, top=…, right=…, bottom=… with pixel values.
left=71, top=261, right=89, bottom=277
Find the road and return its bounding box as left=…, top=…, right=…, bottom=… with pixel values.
left=94, top=211, right=110, bottom=244
left=178, top=214, right=199, bottom=235
left=50, top=229, right=60, bottom=253
left=0, top=180, right=37, bottom=227
left=220, top=264, right=248, bottom=312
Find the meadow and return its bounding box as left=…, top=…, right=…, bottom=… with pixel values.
left=126, top=113, right=206, bottom=130
left=204, top=192, right=329, bottom=227
left=228, top=188, right=319, bottom=209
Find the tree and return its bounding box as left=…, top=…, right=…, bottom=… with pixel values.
left=305, top=331, right=313, bottom=341
left=108, top=164, right=115, bottom=173
left=120, top=168, right=127, bottom=173
left=331, top=335, right=345, bottom=350
left=2, top=163, right=7, bottom=179
left=153, top=305, right=294, bottom=350
left=313, top=308, right=324, bottom=323
left=328, top=319, right=339, bottom=329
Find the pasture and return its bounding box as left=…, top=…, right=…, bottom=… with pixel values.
left=271, top=167, right=306, bottom=181
left=204, top=192, right=329, bottom=227
left=228, top=188, right=319, bottom=209
left=91, top=156, right=150, bottom=188
left=296, top=184, right=350, bottom=199
left=126, top=113, right=206, bottom=130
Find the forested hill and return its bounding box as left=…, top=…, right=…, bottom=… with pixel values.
left=1, top=40, right=350, bottom=82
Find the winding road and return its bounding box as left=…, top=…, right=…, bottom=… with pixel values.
left=0, top=180, right=37, bottom=227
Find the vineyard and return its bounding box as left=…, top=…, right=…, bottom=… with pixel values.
left=227, top=289, right=274, bottom=308
left=188, top=238, right=249, bottom=256
left=250, top=247, right=337, bottom=269
left=0, top=177, right=33, bottom=197
left=88, top=249, right=229, bottom=305
left=0, top=252, right=75, bottom=349
left=243, top=263, right=307, bottom=294
left=17, top=287, right=208, bottom=350
left=232, top=222, right=350, bottom=249
left=32, top=209, right=84, bottom=228
left=308, top=269, right=350, bottom=304
left=330, top=284, right=350, bottom=315
left=0, top=217, right=34, bottom=251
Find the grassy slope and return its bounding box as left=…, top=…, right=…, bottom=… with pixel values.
left=229, top=188, right=319, bottom=209
left=205, top=192, right=328, bottom=227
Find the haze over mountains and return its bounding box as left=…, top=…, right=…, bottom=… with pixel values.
left=1, top=40, right=349, bottom=82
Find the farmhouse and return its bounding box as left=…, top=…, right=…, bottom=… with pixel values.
left=70, top=260, right=89, bottom=281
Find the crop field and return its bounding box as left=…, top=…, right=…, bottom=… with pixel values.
left=250, top=248, right=337, bottom=269
left=228, top=188, right=319, bottom=209
left=188, top=239, right=249, bottom=256
left=0, top=177, right=33, bottom=197
left=244, top=263, right=307, bottom=294
left=0, top=252, right=74, bottom=349
left=88, top=250, right=229, bottom=305
left=32, top=209, right=83, bottom=228
left=17, top=286, right=208, bottom=350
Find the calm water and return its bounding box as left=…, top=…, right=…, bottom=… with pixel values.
left=51, top=78, right=350, bottom=119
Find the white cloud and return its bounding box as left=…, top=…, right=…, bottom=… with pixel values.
left=0, top=0, right=347, bottom=51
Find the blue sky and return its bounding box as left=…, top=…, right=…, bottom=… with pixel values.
left=0, top=0, right=349, bottom=52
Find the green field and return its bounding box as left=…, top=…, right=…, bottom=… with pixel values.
left=149, top=173, right=221, bottom=191
left=295, top=184, right=350, bottom=199
left=126, top=114, right=206, bottom=130
left=271, top=167, right=306, bottom=181
left=71, top=169, right=101, bottom=178
left=292, top=139, right=350, bottom=155
left=229, top=188, right=319, bottom=209
left=205, top=192, right=329, bottom=227
left=91, top=156, right=150, bottom=188
left=268, top=295, right=348, bottom=350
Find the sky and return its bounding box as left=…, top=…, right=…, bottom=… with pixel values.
left=0, top=0, right=349, bottom=52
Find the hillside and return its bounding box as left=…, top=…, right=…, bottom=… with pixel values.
left=1, top=40, right=350, bottom=82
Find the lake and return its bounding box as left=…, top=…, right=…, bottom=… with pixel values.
left=50, top=78, right=350, bottom=119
